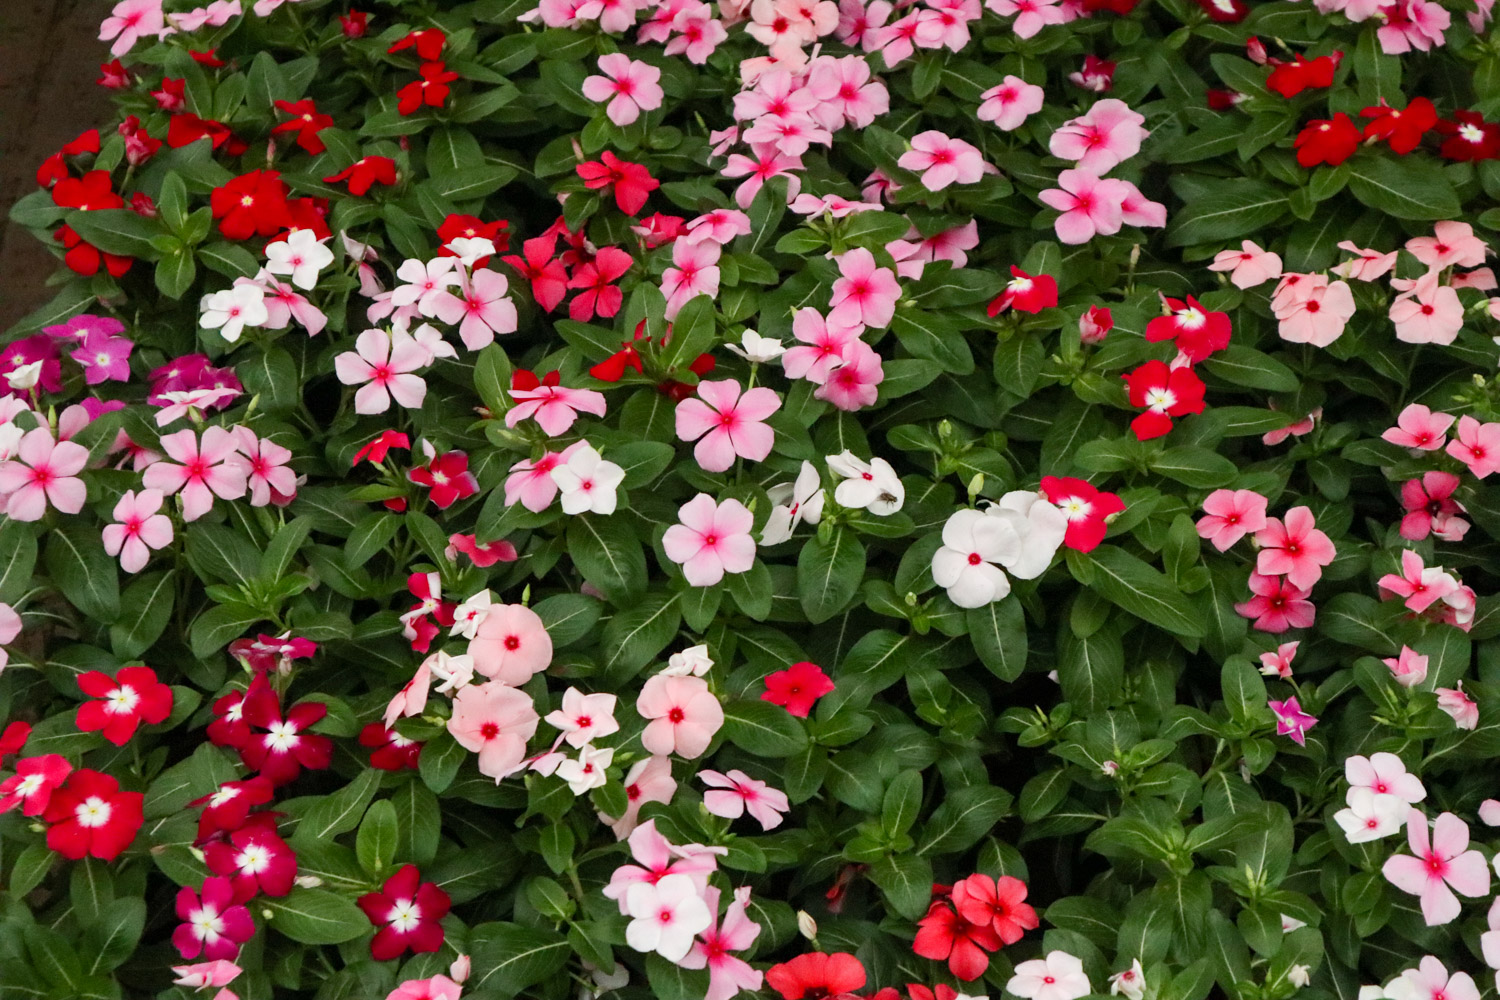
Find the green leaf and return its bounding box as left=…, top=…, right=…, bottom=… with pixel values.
left=722, top=700, right=809, bottom=757
left=917, top=784, right=1013, bottom=856
left=602, top=590, right=682, bottom=682
left=881, top=770, right=923, bottom=836
left=0, top=519, right=38, bottom=603
left=419, top=730, right=468, bottom=794
left=1058, top=625, right=1124, bottom=713
left=567, top=515, right=647, bottom=605
left=869, top=852, right=935, bottom=920
left=1152, top=447, right=1238, bottom=488
left=107, top=570, right=172, bottom=659
left=66, top=209, right=163, bottom=259
left=645, top=954, right=712, bottom=1000
left=1347, top=155, right=1462, bottom=221
left=80, top=898, right=145, bottom=976
left=9, top=842, right=55, bottom=897
left=293, top=767, right=381, bottom=842
left=797, top=529, right=866, bottom=624
left=1085, top=545, right=1205, bottom=638
left=1165, top=181, right=1287, bottom=246
left=45, top=525, right=119, bottom=624
left=891, top=309, right=975, bottom=375
left=468, top=923, right=571, bottom=996
left=189, top=602, right=265, bottom=659
left=532, top=594, right=603, bottom=648
left=356, top=799, right=398, bottom=875
left=261, top=888, right=370, bottom=945
left=239, top=346, right=301, bottom=415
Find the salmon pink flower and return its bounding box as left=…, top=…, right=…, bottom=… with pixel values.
left=680, top=885, right=764, bottom=1000
left=675, top=379, right=782, bottom=472
left=978, top=75, right=1045, bottom=130
left=43, top=768, right=144, bottom=861
left=447, top=533, right=518, bottom=567
left=829, top=248, right=900, bottom=328
left=1269, top=696, right=1318, bottom=746
left=0, top=754, right=72, bottom=817
left=766, top=952, right=867, bottom=999
left=1258, top=641, right=1299, bottom=679
left=469, top=604, right=553, bottom=686
left=173, top=959, right=243, bottom=993
left=0, top=603, right=19, bottom=674
left=1254, top=507, right=1335, bottom=590
left=663, top=494, right=757, bottom=586
left=578, top=151, right=660, bottom=215
left=1145, top=295, right=1232, bottom=362
left=76, top=666, right=173, bottom=746
left=1040, top=476, right=1125, bottom=552
left=1401, top=471, right=1468, bottom=541
left=408, top=449, right=479, bottom=508
left=762, top=660, right=834, bottom=717
left=638, top=674, right=724, bottom=758
left=602, top=755, right=677, bottom=838
left=1391, top=273, right=1463, bottom=345
left=384, top=662, right=432, bottom=730
left=388, top=976, right=462, bottom=1000
left=1196, top=489, right=1268, bottom=551
left=1379, top=549, right=1460, bottom=613
left=358, top=864, right=452, bottom=960
left=173, top=876, right=254, bottom=961
left=238, top=679, right=334, bottom=786
left=448, top=681, right=539, bottom=780
left=144, top=427, right=251, bottom=521
left=1447, top=415, right=1500, bottom=478
left=583, top=54, right=664, bottom=126
left=1385, top=404, right=1453, bottom=451
left=0, top=427, right=89, bottom=521
left=1209, top=240, right=1284, bottom=288
left=915, top=892, right=1004, bottom=980
left=506, top=370, right=608, bottom=436
left=700, top=769, right=790, bottom=829
left=1407, top=221, right=1488, bottom=269
left=1122, top=360, right=1206, bottom=440
left=1384, top=811, right=1490, bottom=925
left=952, top=873, right=1039, bottom=945
left=1235, top=572, right=1314, bottom=633
left=1274, top=274, right=1356, bottom=346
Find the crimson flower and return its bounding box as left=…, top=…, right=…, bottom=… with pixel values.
left=190, top=49, right=226, bottom=68
left=272, top=99, right=334, bottom=155
left=1122, top=360, right=1206, bottom=440
left=238, top=677, right=333, bottom=786
left=1040, top=476, right=1125, bottom=552
left=360, top=722, right=423, bottom=770
left=0, top=720, right=30, bottom=760
left=0, top=754, right=72, bottom=817
left=1207, top=89, right=1246, bottom=110
left=152, top=77, right=186, bottom=111
left=211, top=170, right=293, bottom=241
left=173, top=876, right=255, bottom=960
left=1436, top=111, right=1500, bottom=162
left=204, top=816, right=298, bottom=902
left=52, top=170, right=123, bottom=210
left=988, top=266, right=1058, bottom=316
left=913, top=893, right=1002, bottom=980
left=1294, top=113, right=1361, bottom=168
left=43, top=768, right=144, bottom=861
left=355, top=430, right=411, bottom=465
left=408, top=449, right=479, bottom=509
left=1144, top=294, right=1231, bottom=362
left=208, top=688, right=253, bottom=752
left=577, top=151, right=660, bottom=215
left=1361, top=97, right=1438, bottom=154
left=401, top=572, right=457, bottom=653
left=357, top=864, right=451, bottom=961
left=98, top=59, right=130, bottom=88
left=56, top=224, right=132, bottom=278
left=168, top=113, right=240, bottom=152
left=228, top=634, right=318, bottom=676
left=438, top=213, right=509, bottom=258
left=765, top=952, right=867, bottom=1000
left=761, top=661, right=835, bottom=718
left=388, top=28, right=445, bottom=60
left=502, top=235, right=570, bottom=311
left=1193, top=0, right=1248, bottom=20
left=37, top=154, right=66, bottom=189
left=324, top=156, right=399, bottom=196
left=340, top=10, right=368, bottom=37
left=75, top=666, right=173, bottom=746
left=567, top=246, right=632, bottom=321
left=398, top=61, right=460, bottom=115
left=191, top=776, right=276, bottom=843
left=591, top=322, right=650, bottom=382
left=1265, top=52, right=1341, bottom=98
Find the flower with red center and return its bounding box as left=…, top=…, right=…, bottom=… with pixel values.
left=1361, top=97, right=1439, bottom=154
left=567, top=246, right=632, bottom=321
left=765, top=952, right=867, bottom=1000
left=324, top=156, right=399, bottom=196
left=1039, top=476, right=1125, bottom=552
left=988, top=266, right=1058, bottom=316
left=354, top=430, right=410, bottom=466
left=398, top=61, right=460, bottom=115
left=388, top=28, right=446, bottom=60
left=272, top=99, right=334, bottom=155
left=1294, top=113, right=1361, bottom=168
left=761, top=661, right=834, bottom=718
left=1254, top=506, right=1336, bottom=591
left=913, top=893, right=1004, bottom=981
left=577, top=151, right=661, bottom=215
left=238, top=677, right=333, bottom=786
left=1121, top=360, right=1206, bottom=441
left=173, top=876, right=255, bottom=960
left=0, top=427, right=90, bottom=521
left=408, top=449, right=479, bottom=509
left=75, top=665, right=174, bottom=746
left=951, top=873, right=1039, bottom=945
left=190, top=776, right=276, bottom=843
left=637, top=674, right=724, bottom=758
left=0, top=754, right=73, bottom=817
left=448, top=681, right=541, bottom=780
left=210, top=170, right=293, bottom=241
left=1265, top=51, right=1341, bottom=98
left=43, top=768, right=144, bottom=861
left=1401, top=471, right=1468, bottom=541
left=203, top=818, right=298, bottom=902
left=357, top=864, right=452, bottom=961
left=1235, top=572, right=1315, bottom=633
left=360, top=722, right=422, bottom=771
left=469, top=603, right=553, bottom=686
left=1144, top=295, right=1231, bottom=363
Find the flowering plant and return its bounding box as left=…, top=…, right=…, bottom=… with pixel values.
left=3, top=0, right=1500, bottom=999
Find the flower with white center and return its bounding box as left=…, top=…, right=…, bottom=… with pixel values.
left=557, top=744, right=615, bottom=795
left=551, top=443, right=625, bottom=516
left=264, top=721, right=301, bottom=753
left=265, top=229, right=334, bottom=290
left=662, top=644, right=714, bottom=678
left=1334, top=787, right=1408, bottom=843
left=387, top=897, right=422, bottom=933
left=545, top=687, right=620, bottom=747
left=426, top=650, right=475, bottom=694
left=1110, top=960, right=1145, bottom=1000
left=827, top=450, right=904, bottom=515
left=761, top=461, right=825, bottom=545
left=624, top=873, right=712, bottom=962
left=445, top=237, right=497, bottom=268
left=1008, top=951, right=1093, bottom=1000
left=5, top=360, right=42, bottom=391
left=450, top=590, right=496, bottom=639
left=199, top=285, right=269, bottom=343
left=76, top=795, right=114, bottom=828
left=725, top=329, right=786, bottom=364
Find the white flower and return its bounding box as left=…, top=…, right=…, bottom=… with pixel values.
left=827, top=451, right=905, bottom=515
left=425, top=650, right=475, bottom=694
left=986, top=490, right=1069, bottom=578
left=624, top=873, right=711, bottom=962
left=762, top=461, right=825, bottom=545
left=199, top=284, right=269, bottom=343
left=725, top=328, right=785, bottom=363
left=1109, top=959, right=1144, bottom=1000
left=1481, top=897, right=1500, bottom=972
left=411, top=323, right=458, bottom=366
left=662, top=644, right=714, bottom=678
left=796, top=910, right=818, bottom=940
left=450, top=589, right=495, bottom=639
left=1357, top=987, right=1385, bottom=1000
left=556, top=744, right=614, bottom=795
left=265, top=228, right=334, bottom=290
left=545, top=687, right=620, bottom=747
left=931, top=492, right=1067, bottom=609
left=1288, top=965, right=1311, bottom=989
left=445, top=237, right=497, bottom=267
left=4, top=360, right=44, bottom=392
left=551, top=443, right=625, bottom=516
left=1008, top=951, right=1092, bottom=1000
left=1281, top=914, right=1307, bottom=933
left=1333, top=787, right=1407, bottom=843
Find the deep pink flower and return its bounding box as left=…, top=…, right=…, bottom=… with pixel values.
left=1383, top=811, right=1490, bottom=925
left=71, top=331, right=133, bottom=384
left=762, top=661, right=835, bottom=717
left=680, top=885, right=765, bottom=1000
left=1253, top=507, right=1335, bottom=590
left=1196, top=489, right=1268, bottom=551
left=1401, top=471, right=1468, bottom=541
left=566, top=248, right=631, bottom=322
left=357, top=865, right=452, bottom=961
left=1378, top=549, right=1459, bottom=613
left=173, top=876, right=255, bottom=961
left=408, top=449, right=479, bottom=508
left=675, top=379, right=782, bottom=472
left=1269, top=696, right=1317, bottom=746
left=828, top=248, right=900, bottom=328
left=1235, top=572, right=1315, bottom=633
left=143, top=427, right=250, bottom=522
left=1447, top=415, right=1500, bottom=478
left=700, top=769, right=790, bottom=830
left=815, top=340, right=885, bottom=411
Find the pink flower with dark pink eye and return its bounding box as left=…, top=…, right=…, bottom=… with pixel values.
left=233, top=427, right=297, bottom=507
left=683, top=209, right=751, bottom=246
left=334, top=329, right=429, bottom=415
left=448, top=680, right=540, bottom=780
left=506, top=370, right=607, bottom=436
left=582, top=53, right=664, bottom=127
left=805, top=55, right=889, bottom=129
left=503, top=447, right=572, bottom=511
left=1269, top=696, right=1317, bottom=746
left=898, top=131, right=986, bottom=191
left=601, top=755, right=678, bottom=839
left=699, top=769, right=790, bottom=830
left=722, top=144, right=804, bottom=210
left=1384, top=403, right=1454, bottom=451
left=173, top=876, right=255, bottom=961
left=637, top=673, right=724, bottom=759
left=1039, top=169, right=1126, bottom=245
left=102, top=488, right=173, bottom=573
left=143, top=427, right=250, bottom=522
left=816, top=340, right=885, bottom=411
left=985, top=0, right=1065, bottom=37
left=661, top=240, right=723, bottom=320
left=1235, top=572, right=1315, bottom=633
left=1401, top=471, right=1468, bottom=541
left=1447, top=415, right=1500, bottom=478
left=1049, top=99, right=1147, bottom=174
left=1333, top=240, right=1398, bottom=282
left=1383, top=811, right=1490, bottom=925
left=1208, top=240, right=1283, bottom=289
left=1253, top=507, right=1335, bottom=590
left=1390, top=271, right=1464, bottom=345
left=1258, top=641, right=1299, bottom=679
left=978, top=75, right=1045, bottom=130
left=662, top=493, right=757, bottom=587
left=1196, top=489, right=1269, bottom=552
left=428, top=268, right=517, bottom=350
left=1386, top=958, right=1480, bottom=1000
left=1377, top=549, right=1459, bottom=613
left=782, top=308, right=863, bottom=384
left=674, top=379, right=782, bottom=472
left=828, top=248, right=900, bottom=328
left=71, top=331, right=133, bottom=384
left=680, top=885, right=765, bottom=1000
left=0, top=427, right=89, bottom=521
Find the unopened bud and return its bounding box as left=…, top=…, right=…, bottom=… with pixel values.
left=796, top=911, right=818, bottom=941
left=450, top=955, right=471, bottom=983
left=294, top=875, right=323, bottom=889
left=189, top=846, right=206, bottom=862
left=967, top=473, right=985, bottom=500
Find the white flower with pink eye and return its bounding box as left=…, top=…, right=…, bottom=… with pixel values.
left=101, top=488, right=173, bottom=573
left=556, top=744, right=615, bottom=795
left=582, top=54, right=664, bottom=126
left=449, top=589, right=495, bottom=640
left=265, top=229, right=333, bottom=290
left=1008, top=951, right=1093, bottom=1000
left=826, top=450, right=903, bottom=515
left=700, top=769, right=790, bottom=830
left=1347, top=752, right=1426, bottom=805
left=545, top=687, right=620, bottom=748
left=334, top=329, right=429, bottom=415
left=0, top=427, right=89, bottom=521
left=1109, top=959, right=1144, bottom=1000
left=143, top=426, right=250, bottom=522
left=1335, top=787, right=1408, bottom=843
left=1384, top=956, right=1480, bottom=1000
left=391, top=257, right=461, bottom=314
left=550, top=442, right=624, bottom=515
left=199, top=284, right=269, bottom=344
left=978, top=75, right=1045, bottom=130
left=662, top=494, right=757, bottom=587
left=662, top=644, right=714, bottom=677
left=761, top=461, right=825, bottom=545
left=624, top=873, right=712, bottom=962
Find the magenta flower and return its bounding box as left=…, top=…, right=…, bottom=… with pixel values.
left=143, top=427, right=250, bottom=522
left=815, top=340, right=884, bottom=412
left=675, top=379, right=782, bottom=472
left=1253, top=507, right=1335, bottom=590
left=1268, top=696, right=1317, bottom=746
left=1447, top=415, right=1500, bottom=478
left=782, top=308, right=863, bottom=384
left=447, top=681, right=539, bottom=780
left=828, top=248, right=900, bottom=328
left=1039, top=169, right=1126, bottom=245
left=1196, top=489, right=1268, bottom=552
left=1235, top=572, right=1314, bottom=633
left=978, top=75, right=1045, bottom=131
left=637, top=673, right=724, bottom=759
left=0, top=427, right=89, bottom=521
left=1383, top=810, right=1490, bottom=925
left=898, top=131, right=986, bottom=191
left=71, top=331, right=133, bottom=384
left=699, top=769, right=790, bottom=830
left=172, top=876, right=254, bottom=961
left=662, top=493, right=756, bottom=587
left=1049, top=99, right=1148, bottom=174
left=661, top=240, right=723, bottom=320
left=680, top=885, right=765, bottom=1000
left=1384, top=403, right=1454, bottom=451
left=582, top=53, right=664, bottom=126
left=334, top=329, right=429, bottom=415
left=102, top=488, right=173, bottom=573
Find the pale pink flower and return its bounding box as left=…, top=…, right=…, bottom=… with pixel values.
left=1452, top=267, right=1497, bottom=291
left=505, top=376, right=607, bottom=436
left=1383, top=646, right=1430, bottom=688
left=816, top=340, right=884, bottom=411
left=898, top=131, right=986, bottom=191
left=602, top=756, right=677, bottom=838
left=100, top=0, right=165, bottom=56
left=101, top=488, right=173, bottom=573
left=700, top=769, right=790, bottom=829
left=233, top=428, right=296, bottom=507
left=384, top=662, right=432, bottom=730
left=1274, top=275, right=1357, bottom=347
left=1383, top=810, right=1490, bottom=925
left=1447, top=415, right=1500, bottom=478
left=674, top=379, right=782, bottom=472
left=828, top=248, right=900, bottom=328
left=545, top=688, right=619, bottom=748
left=1406, top=221, right=1489, bottom=269
left=1258, top=641, right=1299, bottom=679
left=1391, top=272, right=1463, bottom=345
left=662, top=494, right=756, bottom=586
left=1196, top=488, right=1268, bottom=551
left=143, top=427, right=249, bottom=522
left=582, top=54, right=664, bottom=127
left=254, top=273, right=328, bottom=336
left=1384, top=957, right=1479, bottom=1000
left=172, top=961, right=243, bottom=990
left=1347, top=752, right=1426, bottom=804
left=1253, top=507, right=1336, bottom=590
left=1262, top=408, right=1319, bottom=446
left=1384, top=403, right=1454, bottom=451
left=789, top=193, right=881, bottom=217
left=1209, top=240, right=1284, bottom=289
left=390, top=258, right=461, bottom=314
left=661, top=240, right=723, bottom=320
left=448, top=681, right=540, bottom=780
left=1335, top=787, right=1409, bottom=843
left=638, top=673, right=724, bottom=758
left=985, top=0, right=1065, bottom=37
left=469, top=604, right=553, bottom=686
left=680, top=885, right=764, bottom=1000
left=427, top=269, right=517, bottom=350
left=782, top=308, right=863, bottom=384
left=1114, top=180, right=1167, bottom=230
left=886, top=221, right=979, bottom=280
left=334, top=329, right=428, bottom=415
left=1333, top=241, right=1398, bottom=281
left=1378, top=549, right=1460, bottom=614
left=1039, top=169, right=1125, bottom=245
left=1437, top=682, right=1479, bottom=731
left=978, top=75, right=1045, bottom=131
left=0, top=427, right=89, bottom=521
left=1481, top=800, right=1500, bottom=826
left=387, top=976, right=462, bottom=1000
left=1049, top=99, right=1147, bottom=175
left=683, top=209, right=752, bottom=245
left=913, top=0, right=979, bottom=52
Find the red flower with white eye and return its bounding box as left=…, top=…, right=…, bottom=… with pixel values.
left=359, top=722, right=422, bottom=771
left=988, top=267, right=1058, bottom=316
left=173, top=876, right=255, bottom=961
left=1039, top=476, right=1125, bottom=553
left=208, top=689, right=252, bottom=751
left=204, top=817, right=298, bottom=902
left=75, top=666, right=174, bottom=746
left=357, top=864, right=451, bottom=961
left=1144, top=295, right=1231, bottom=363
left=191, top=776, right=276, bottom=843
left=43, top=768, right=144, bottom=861
left=0, top=754, right=73, bottom=817
left=237, top=678, right=333, bottom=786
left=407, top=450, right=479, bottom=509
left=1122, top=360, right=1206, bottom=441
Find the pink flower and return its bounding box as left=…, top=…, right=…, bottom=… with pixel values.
left=173, top=876, right=255, bottom=960
left=143, top=427, right=250, bottom=522
left=1049, top=99, right=1147, bottom=174
left=1383, top=810, right=1490, bottom=925
left=604, top=818, right=723, bottom=911
left=384, top=662, right=432, bottom=730
left=978, top=75, right=1045, bottom=130
left=1253, top=507, right=1335, bottom=590
left=828, top=248, right=900, bottom=328
left=1235, top=572, right=1315, bottom=633
left=1258, top=641, right=1299, bottom=679
left=1274, top=275, right=1356, bottom=346
left=700, top=769, right=790, bottom=830
left=504, top=448, right=569, bottom=511
left=1447, top=415, right=1500, bottom=478
left=334, top=329, right=428, bottom=414
left=1391, top=272, right=1463, bottom=345
left=1268, top=696, right=1317, bottom=746
left=898, top=131, right=986, bottom=191
left=1385, top=403, right=1454, bottom=451
left=805, top=55, right=889, bottom=129
left=1378, top=550, right=1460, bottom=613
left=985, top=0, right=1065, bottom=37
left=101, top=488, right=173, bottom=573
left=1333, top=240, right=1398, bottom=281
left=661, top=239, right=723, bottom=320
left=1383, top=646, right=1430, bottom=687
left=782, top=308, right=862, bottom=384
left=387, top=976, right=463, bottom=1000
left=1437, top=683, right=1479, bottom=731
left=675, top=379, right=782, bottom=472
left=1208, top=240, right=1283, bottom=289
left=506, top=370, right=607, bottom=436
left=100, top=0, right=165, bottom=57
left=1407, top=221, right=1488, bottom=269
left=469, top=604, right=553, bottom=686
left=171, top=960, right=243, bottom=991
left=429, top=268, right=517, bottom=350
left=582, top=54, right=664, bottom=126
left=1196, top=489, right=1268, bottom=552
left=683, top=209, right=751, bottom=246
left=0, top=427, right=88, bottom=521
left=601, top=755, right=677, bottom=839
left=448, top=681, right=540, bottom=780
left=447, top=533, right=518, bottom=567
left=1401, top=471, right=1468, bottom=541
left=1039, top=169, right=1125, bottom=245
left=722, top=144, right=804, bottom=210
left=637, top=674, right=724, bottom=758
left=680, top=885, right=765, bottom=1000
left=1377, top=0, right=1450, bottom=52
left=1348, top=752, right=1426, bottom=804
left=885, top=221, right=979, bottom=279
left=71, top=331, right=134, bottom=384
left=816, top=340, right=884, bottom=411
left=545, top=688, right=619, bottom=748
left=663, top=494, right=757, bottom=586
left=1385, top=958, right=1479, bottom=1000
left=233, top=428, right=297, bottom=507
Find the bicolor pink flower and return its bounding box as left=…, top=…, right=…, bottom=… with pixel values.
left=683, top=209, right=752, bottom=246
left=661, top=240, right=723, bottom=320
left=828, top=248, right=900, bottom=329
left=1196, top=489, right=1268, bottom=551
left=681, top=885, right=764, bottom=1000
left=506, top=370, right=607, bottom=436
left=334, top=329, right=428, bottom=414
left=1258, top=641, right=1299, bottom=679
left=1254, top=507, right=1335, bottom=590
left=1208, top=240, right=1283, bottom=289
left=102, top=488, right=173, bottom=573
left=448, top=681, right=540, bottom=780
left=1235, top=572, right=1314, bottom=633
left=1437, top=683, right=1479, bottom=730
left=662, top=493, right=756, bottom=586
left=978, top=75, right=1045, bottom=130
left=1447, top=415, right=1500, bottom=478
left=582, top=54, right=664, bottom=126
left=469, top=604, right=553, bottom=686
left=143, top=427, right=249, bottom=522
left=0, top=427, right=88, bottom=521
left=886, top=221, right=979, bottom=279
left=1050, top=99, right=1147, bottom=175
left=1039, top=169, right=1125, bottom=245
left=173, top=877, right=254, bottom=961
left=1378, top=549, right=1460, bottom=613
left=1383, top=645, right=1430, bottom=687
left=1383, top=811, right=1490, bottom=925
left=898, top=131, right=986, bottom=191
left=1385, top=404, right=1454, bottom=451
left=1401, top=471, right=1468, bottom=541
left=1269, top=696, right=1317, bottom=746
left=674, top=379, right=782, bottom=472
left=985, top=0, right=1065, bottom=37
left=782, top=308, right=863, bottom=384
left=638, top=673, right=724, bottom=758
left=700, top=770, right=790, bottom=830
left=816, top=340, right=884, bottom=411
left=171, top=960, right=243, bottom=992
left=1407, top=221, right=1488, bottom=269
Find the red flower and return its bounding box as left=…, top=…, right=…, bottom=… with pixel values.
left=229, top=634, right=319, bottom=676
left=1122, top=360, right=1206, bottom=441
left=167, top=113, right=236, bottom=151
left=1294, top=113, right=1361, bottom=168
left=152, top=77, right=186, bottom=112
left=1206, top=89, right=1246, bottom=110
left=577, top=151, right=660, bottom=216
left=63, top=130, right=101, bottom=156
left=204, top=816, right=298, bottom=902
left=502, top=235, right=570, bottom=312
left=36, top=154, right=66, bottom=189
left=951, top=873, right=1039, bottom=945
left=438, top=214, right=510, bottom=259
left=208, top=689, right=253, bottom=751
left=56, top=224, right=133, bottom=278
left=354, top=430, right=411, bottom=465
left=340, top=10, right=369, bottom=37
left=173, top=875, right=255, bottom=960
left=360, top=722, right=423, bottom=771
left=1040, top=476, right=1125, bottom=553
left=43, top=769, right=144, bottom=861
left=76, top=666, right=174, bottom=746
left=1361, top=98, right=1438, bottom=154
left=357, top=864, right=451, bottom=961
left=590, top=323, right=650, bottom=382
left=913, top=895, right=1002, bottom=981
left=765, top=952, right=867, bottom=1000
left=1265, top=52, right=1341, bottom=98
left=1437, top=111, right=1500, bottom=162
left=191, top=776, right=276, bottom=843
left=1144, top=294, right=1231, bottom=363
left=567, top=246, right=632, bottom=321
left=398, top=61, right=460, bottom=115
left=0, top=720, right=30, bottom=760
left=762, top=661, right=835, bottom=718
left=1082, top=0, right=1138, bottom=11
left=52, top=170, right=123, bottom=211
left=0, top=754, right=72, bottom=817
left=401, top=572, right=457, bottom=653
left=285, top=195, right=332, bottom=240
left=273, top=99, right=334, bottom=155
left=324, top=156, right=398, bottom=196
left=98, top=59, right=130, bottom=88
left=408, top=449, right=479, bottom=509
left=211, top=170, right=293, bottom=241
left=388, top=28, right=446, bottom=60
left=190, top=49, right=226, bottom=68
left=1193, top=0, right=1248, bottom=20
left=238, top=677, right=334, bottom=786
left=988, top=266, right=1058, bottom=316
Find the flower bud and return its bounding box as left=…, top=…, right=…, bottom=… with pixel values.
left=796, top=910, right=818, bottom=940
